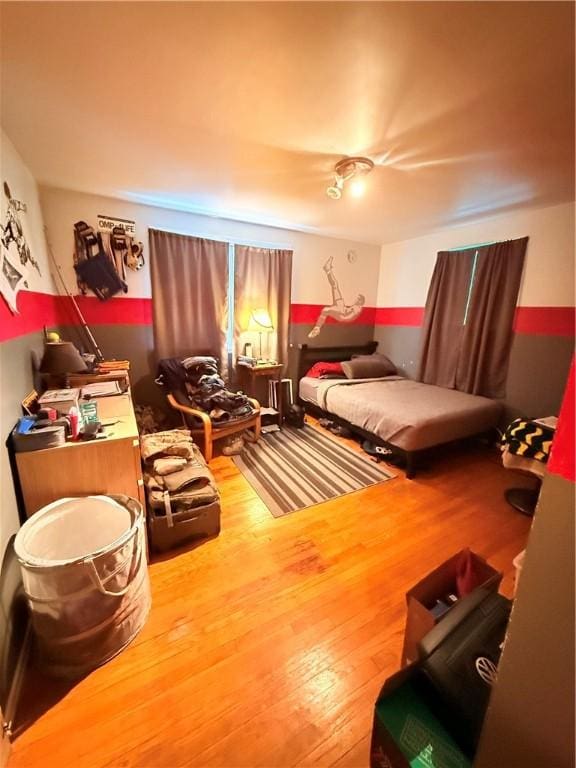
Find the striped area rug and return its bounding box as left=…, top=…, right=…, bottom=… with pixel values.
left=233, top=425, right=395, bottom=518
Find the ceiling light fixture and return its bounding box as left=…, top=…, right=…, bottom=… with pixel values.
left=326, top=156, right=374, bottom=200
left=349, top=178, right=366, bottom=198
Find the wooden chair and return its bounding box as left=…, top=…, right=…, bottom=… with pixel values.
left=167, top=394, right=261, bottom=463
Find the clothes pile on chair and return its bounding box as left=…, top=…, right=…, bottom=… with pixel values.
left=156, top=356, right=253, bottom=424
left=140, top=429, right=221, bottom=552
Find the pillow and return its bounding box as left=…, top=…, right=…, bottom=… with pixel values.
left=341, top=354, right=397, bottom=379
left=305, top=361, right=345, bottom=379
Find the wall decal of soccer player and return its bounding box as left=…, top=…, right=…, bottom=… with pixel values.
left=308, top=256, right=365, bottom=338
left=0, top=181, right=40, bottom=313
left=1, top=182, right=39, bottom=274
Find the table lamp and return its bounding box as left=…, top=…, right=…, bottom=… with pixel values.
left=40, top=341, right=87, bottom=386
left=247, top=308, right=274, bottom=360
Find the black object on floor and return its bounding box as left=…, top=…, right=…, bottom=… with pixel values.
left=362, top=440, right=393, bottom=459
left=505, top=486, right=540, bottom=516
left=417, top=587, right=512, bottom=757
left=285, top=404, right=305, bottom=428
left=329, top=424, right=352, bottom=438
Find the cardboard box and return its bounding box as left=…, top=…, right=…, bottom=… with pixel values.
left=38, top=388, right=80, bottom=415
left=401, top=550, right=502, bottom=667
left=147, top=499, right=221, bottom=552
left=370, top=666, right=472, bottom=768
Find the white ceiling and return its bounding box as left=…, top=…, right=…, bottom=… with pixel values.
left=1, top=2, right=574, bottom=244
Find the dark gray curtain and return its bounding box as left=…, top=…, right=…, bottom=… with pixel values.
left=149, top=229, right=229, bottom=363
left=418, top=250, right=474, bottom=388
left=233, top=246, right=293, bottom=372
left=419, top=237, right=528, bottom=398
left=456, top=237, right=527, bottom=397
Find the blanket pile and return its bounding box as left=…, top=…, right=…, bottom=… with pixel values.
left=141, top=429, right=219, bottom=520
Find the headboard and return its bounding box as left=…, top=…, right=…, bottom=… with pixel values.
left=296, top=341, right=378, bottom=383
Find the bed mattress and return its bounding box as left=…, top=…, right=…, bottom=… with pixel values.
left=299, top=376, right=502, bottom=452
left=299, top=376, right=324, bottom=407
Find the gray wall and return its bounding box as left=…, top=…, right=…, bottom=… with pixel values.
left=58, top=319, right=378, bottom=411
left=476, top=470, right=575, bottom=768
left=288, top=322, right=376, bottom=384
left=374, top=324, right=574, bottom=421
left=506, top=334, right=574, bottom=418
left=61, top=322, right=161, bottom=408
left=64, top=315, right=573, bottom=421
left=373, top=325, right=421, bottom=379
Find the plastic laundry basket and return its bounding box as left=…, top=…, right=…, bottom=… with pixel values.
left=14, top=494, right=150, bottom=677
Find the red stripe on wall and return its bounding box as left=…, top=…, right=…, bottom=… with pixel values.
left=373, top=307, right=425, bottom=327
left=373, top=306, right=575, bottom=333
left=0, top=291, right=61, bottom=342
left=291, top=305, right=576, bottom=334
left=513, top=307, right=575, bottom=337
left=290, top=304, right=376, bottom=325
left=58, top=295, right=153, bottom=327
left=2, top=292, right=575, bottom=342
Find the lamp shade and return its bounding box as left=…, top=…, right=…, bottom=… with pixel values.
left=248, top=308, right=274, bottom=332
left=40, top=342, right=88, bottom=374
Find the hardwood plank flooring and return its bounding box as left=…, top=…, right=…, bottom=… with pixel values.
left=10, top=423, right=532, bottom=768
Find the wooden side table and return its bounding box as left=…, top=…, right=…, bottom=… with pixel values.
left=237, top=363, right=283, bottom=421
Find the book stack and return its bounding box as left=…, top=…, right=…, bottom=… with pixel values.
left=12, top=418, right=66, bottom=452
left=97, top=359, right=131, bottom=372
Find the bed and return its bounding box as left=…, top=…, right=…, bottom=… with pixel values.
left=297, top=342, right=502, bottom=477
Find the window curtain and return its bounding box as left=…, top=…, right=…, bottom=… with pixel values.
left=455, top=237, right=527, bottom=397
left=149, top=229, right=229, bottom=364
left=233, top=246, right=293, bottom=372
left=418, top=250, right=474, bottom=389
left=419, top=237, right=528, bottom=398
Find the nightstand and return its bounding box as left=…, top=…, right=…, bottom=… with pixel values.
left=237, top=362, right=283, bottom=419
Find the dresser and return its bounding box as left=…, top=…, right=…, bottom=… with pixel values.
left=16, top=391, right=145, bottom=518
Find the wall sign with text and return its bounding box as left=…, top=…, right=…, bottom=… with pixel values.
left=97, top=215, right=136, bottom=236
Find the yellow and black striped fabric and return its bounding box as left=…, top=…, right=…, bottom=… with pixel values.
left=502, top=419, right=555, bottom=462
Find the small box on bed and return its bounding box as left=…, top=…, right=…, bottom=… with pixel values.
left=401, top=549, right=502, bottom=667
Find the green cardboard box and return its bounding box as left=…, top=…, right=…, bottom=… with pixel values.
left=370, top=667, right=472, bottom=768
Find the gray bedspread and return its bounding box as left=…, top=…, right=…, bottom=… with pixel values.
left=311, top=377, right=502, bottom=451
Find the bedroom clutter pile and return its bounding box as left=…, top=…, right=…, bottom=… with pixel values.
left=157, top=356, right=253, bottom=422
left=141, top=429, right=221, bottom=552
left=156, top=355, right=257, bottom=455
left=180, top=356, right=253, bottom=422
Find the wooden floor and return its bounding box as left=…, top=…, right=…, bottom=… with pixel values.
left=10, top=423, right=532, bottom=768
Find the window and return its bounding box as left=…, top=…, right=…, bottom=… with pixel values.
left=448, top=242, right=496, bottom=326
left=149, top=228, right=292, bottom=371
left=419, top=237, right=528, bottom=397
